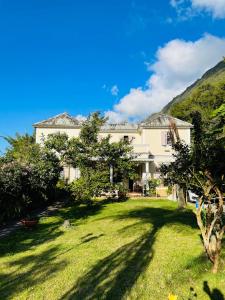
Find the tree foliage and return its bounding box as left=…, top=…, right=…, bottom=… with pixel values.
left=0, top=134, right=62, bottom=223
left=161, top=112, right=225, bottom=273
left=46, top=112, right=136, bottom=201
left=169, top=82, right=225, bottom=125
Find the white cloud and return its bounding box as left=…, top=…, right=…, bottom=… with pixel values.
left=106, top=34, right=225, bottom=123
left=171, top=0, right=225, bottom=19
left=75, top=114, right=86, bottom=122
left=111, top=85, right=119, bottom=96
left=192, top=0, right=225, bottom=18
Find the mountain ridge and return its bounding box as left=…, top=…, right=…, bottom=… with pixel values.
left=162, top=60, right=225, bottom=117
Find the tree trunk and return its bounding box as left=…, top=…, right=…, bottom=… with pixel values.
left=196, top=188, right=224, bottom=273
left=212, top=252, right=220, bottom=274
left=176, top=185, right=187, bottom=209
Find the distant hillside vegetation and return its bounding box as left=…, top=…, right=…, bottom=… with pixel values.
left=162, top=60, right=225, bottom=122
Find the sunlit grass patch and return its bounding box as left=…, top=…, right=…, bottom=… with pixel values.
left=0, top=198, right=224, bottom=299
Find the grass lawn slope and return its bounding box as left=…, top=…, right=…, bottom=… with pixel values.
left=0, top=199, right=224, bottom=299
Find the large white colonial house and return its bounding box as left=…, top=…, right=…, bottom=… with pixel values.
left=34, top=112, right=192, bottom=193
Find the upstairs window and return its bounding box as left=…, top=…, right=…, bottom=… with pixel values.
left=161, top=131, right=172, bottom=146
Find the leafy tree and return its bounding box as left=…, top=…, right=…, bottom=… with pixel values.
left=46, top=112, right=136, bottom=201
left=210, top=103, right=225, bottom=144
left=0, top=134, right=62, bottom=223
left=4, top=133, right=40, bottom=163
left=161, top=112, right=225, bottom=273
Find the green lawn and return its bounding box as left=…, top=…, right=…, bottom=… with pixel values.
left=0, top=199, right=224, bottom=300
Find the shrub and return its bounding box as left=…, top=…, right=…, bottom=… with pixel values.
left=0, top=151, right=61, bottom=223
left=148, top=179, right=160, bottom=196
left=69, top=177, right=93, bottom=203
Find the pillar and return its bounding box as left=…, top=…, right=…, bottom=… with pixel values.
left=110, top=165, right=113, bottom=184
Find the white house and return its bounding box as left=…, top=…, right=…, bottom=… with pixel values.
left=33, top=112, right=192, bottom=192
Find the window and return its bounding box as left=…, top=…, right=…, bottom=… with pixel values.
left=123, top=135, right=129, bottom=142
left=166, top=131, right=172, bottom=145
left=161, top=131, right=172, bottom=146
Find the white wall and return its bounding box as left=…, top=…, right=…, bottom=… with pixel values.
left=35, top=126, right=191, bottom=163
left=35, top=127, right=80, bottom=144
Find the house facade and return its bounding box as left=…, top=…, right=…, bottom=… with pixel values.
left=33, top=112, right=192, bottom=192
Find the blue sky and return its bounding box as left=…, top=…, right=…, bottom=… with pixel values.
left=1, top=0, right=225, bottom=152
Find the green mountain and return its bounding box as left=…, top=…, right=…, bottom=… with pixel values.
left=162, top=60, right=225, bottom=122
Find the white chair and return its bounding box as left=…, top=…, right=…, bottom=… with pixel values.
left=188, top=190, right=199, bottom=203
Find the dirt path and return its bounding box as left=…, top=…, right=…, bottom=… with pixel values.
left=0, top=201, right=64, bottom=239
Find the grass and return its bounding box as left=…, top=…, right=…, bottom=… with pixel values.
left=0, top=198, right=224, bottom=300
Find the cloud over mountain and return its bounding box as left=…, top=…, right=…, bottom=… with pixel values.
left=106, top=34, right=225, bottom=123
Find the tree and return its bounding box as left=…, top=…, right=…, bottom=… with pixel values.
left=210, top=103, right=225, bottom=144
left=0, top=133, right=62, bottom=223
left=46, top=112, right=136, bottom=201
left=4, top=133, right=40, bottom=164
left=161, top=112, right=225, bottom=273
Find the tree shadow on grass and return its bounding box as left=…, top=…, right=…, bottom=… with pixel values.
left=0, top=201, right=107, bottom=257
left=0, top=245, right=69, bottom=299
left=61, top=229, right=156, bottom=300
left=115, top=206, right=198, bottom=230
left=60, top=206, right=198, bottom=300
left=203, top=281, right=225, bottom=300
left=0, top=219, right=63, bottom=256
left=56, top=201, right=107, bottom=224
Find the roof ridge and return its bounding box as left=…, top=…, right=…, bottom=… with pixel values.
left=33, top=112, right=81, bottom=127
left=141, top=113, right=193, bottom=127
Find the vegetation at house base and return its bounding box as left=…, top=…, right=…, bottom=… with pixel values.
left=148, top=178, right=160, bottom=196
left=161, top=112, right=225, bottom=273
left=0, top=134, right=62, bottom=223
left=0, top=198, right=224, bottom=300
left=46, top=112, right=136, bottom=202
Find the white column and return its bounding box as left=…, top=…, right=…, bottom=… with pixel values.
left=110, top=165, right=113, bottom=184
left=145, top=161, right=149, bottom=174
left=145, top=161, right=150, bottom=191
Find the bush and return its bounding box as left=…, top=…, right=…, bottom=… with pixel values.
left=148, top=179, right=160, bottom=196
left=68, top=168, right=112, bottom=203
left=69, top=177, right=93, bottom=203
left=114, top=183, right=128, bottom=201
left=0, top=162, right=31, bottom=222
left=0, top=151, right=61, bottom=223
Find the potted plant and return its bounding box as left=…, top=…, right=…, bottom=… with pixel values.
left=21, top=215, right=39, bottom=228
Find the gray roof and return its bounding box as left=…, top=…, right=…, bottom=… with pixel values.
left=33, top=112, right=82, bottom=128
left=33, top=112, right=193, bottom=130
left=101, top=123, right=138, bottom=131
left=140, top=113, right=193, bottom=128
left=33, top=112, right=138, bottom=131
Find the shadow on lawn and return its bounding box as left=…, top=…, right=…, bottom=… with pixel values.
left=60, top=206, right=197, bottom=300
left=0, top=200, right=108, bottom=257
left=0, top=245, right=69, bottom=299
left=0, top=219, right=63, bottom=256
left=114, top=206, right=198, bottom=231
left=57, top=202, right=104, bottom=223
left=0, top=201, right=107, bottom=299
left=61, top=229, right=156, bottom=300
left=203, top=281, right=225, bottom=300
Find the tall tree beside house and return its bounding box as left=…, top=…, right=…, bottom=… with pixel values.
left=210, top=103, right=225, bottom=145
left=161, top=112, right=225, bottom=273
left=45, top=112, right=136, bottom=202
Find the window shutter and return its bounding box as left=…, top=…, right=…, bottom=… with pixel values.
left=161, top=131, right=167, bottom=146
